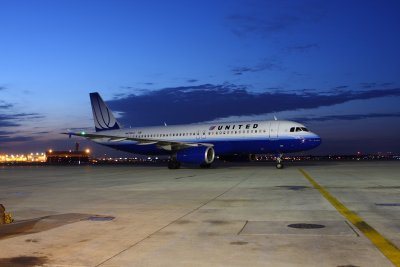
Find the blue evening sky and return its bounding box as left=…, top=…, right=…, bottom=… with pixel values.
left=1, top=0, right=400, bottom=155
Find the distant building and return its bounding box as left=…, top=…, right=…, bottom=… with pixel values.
left=0, top=153, right=46, bottom=163
left=46, top=150, right=90, bottom=164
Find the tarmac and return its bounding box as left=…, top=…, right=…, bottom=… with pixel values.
left=0, top=161, right=399, bottom=267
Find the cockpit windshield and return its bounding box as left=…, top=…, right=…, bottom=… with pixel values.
left=290, top=127, right=309, bottom=132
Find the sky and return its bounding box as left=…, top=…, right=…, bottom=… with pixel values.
left=1, top=0, right=400, bottom=156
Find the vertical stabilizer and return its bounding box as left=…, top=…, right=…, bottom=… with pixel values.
left=90, top=92, right=122, bottom=132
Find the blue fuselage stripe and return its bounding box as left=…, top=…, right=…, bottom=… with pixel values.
left=100, top=137, right=320, bottom=156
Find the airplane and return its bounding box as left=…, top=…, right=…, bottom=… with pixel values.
left=65, top=92, right=321, bottom=169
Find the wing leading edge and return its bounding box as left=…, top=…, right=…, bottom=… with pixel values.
left=62, top=131, right=214, bottom=151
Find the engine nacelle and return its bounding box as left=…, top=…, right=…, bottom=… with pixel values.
left=176, top=146, right=215, bottom=165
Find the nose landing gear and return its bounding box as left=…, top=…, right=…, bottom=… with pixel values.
left=276, top=154, right=284, bottom=169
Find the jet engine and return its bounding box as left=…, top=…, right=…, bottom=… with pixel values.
left=176, top=146, right=215, bottom=165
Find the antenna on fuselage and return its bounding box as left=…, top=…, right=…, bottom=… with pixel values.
left=274, top=116, right=278, bottom=121
left=164, top=122, right=167, bottom=126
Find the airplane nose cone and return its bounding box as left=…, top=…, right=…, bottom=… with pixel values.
left=304, top=133, right=321, bottom=149
left=309, top=134, right=321, bottom=148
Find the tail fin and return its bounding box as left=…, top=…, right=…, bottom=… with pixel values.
left=90, top=92, right=122, bottom=132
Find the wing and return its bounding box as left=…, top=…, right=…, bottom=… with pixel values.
left=62, top=131, right=213, bottom=151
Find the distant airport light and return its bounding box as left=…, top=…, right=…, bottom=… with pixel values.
left=85, top=149, right=90, bottom=154
left=81, top=131, right=86, bottom=135
left=49, top=149, right=53, bottom=153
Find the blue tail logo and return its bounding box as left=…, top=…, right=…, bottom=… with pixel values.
left=90, top=92, right=121, bottom=132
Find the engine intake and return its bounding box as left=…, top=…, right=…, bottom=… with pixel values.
left=176, top=146, right=215, bottom=165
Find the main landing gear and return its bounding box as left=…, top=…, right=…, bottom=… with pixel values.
left=276, top=154, right=284, bottom=169
left=168, top=160, right=212, bottom=169
left=200, top=163, right=211, bottom=169
left=168, top=159, right=181, bottom=169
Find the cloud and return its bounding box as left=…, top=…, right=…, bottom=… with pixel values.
left=360, top=82, right=377, bottom=89
left=287, top=43, right=319, bottom=52
left=0, top=130, right=36, bottom=142
left=108, top=83, right=400, bottom=126
left=0, top=113, right=45, bottom=127
left=227, top=14, right=291, bottom=37
left=120, top=86, right=134, bottom=90
left=334, top=85, right=348, bottom=89
left=0, top=135, right=36, bottom=142
left=360, top=82, right=397, bottom=89
left=0, top=86, right=6, bottom=91
left=0, top=116, right=20, bottom=127
left=187, top=79, right=198, bottom=83
left=0, top=130, right=11, bottom=135
left=33, top=131, right=51, bottom=135
left=64, top=127, right=94, bottom=132
left=381, top=82, right=394, bottom=87
left=292, top=112, right=400, bottom=123
left=232, top=59, right=282, bottom=75
left=227, top=1, right=327, bottom=38
left=0, top=101, right=13, bottom=109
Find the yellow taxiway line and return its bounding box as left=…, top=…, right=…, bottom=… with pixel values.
left=299, top=168, right=400, bottom=267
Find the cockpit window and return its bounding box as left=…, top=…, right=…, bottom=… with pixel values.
left=291, top=127, right=309, bottom=132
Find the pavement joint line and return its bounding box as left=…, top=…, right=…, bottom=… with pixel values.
left=237, top=220, right=248, bottom=235
left=95, top=172, right=252, bottom=267
left=344, top=220, right=360, bottom=237
left=299, top=168, right=400, bottom=267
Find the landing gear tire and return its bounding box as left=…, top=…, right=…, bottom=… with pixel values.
left=200, top=163, right=211, bottom=169
left=168, top=160, right=181, bottom=169
left=276, top=154, right=284, bottom=169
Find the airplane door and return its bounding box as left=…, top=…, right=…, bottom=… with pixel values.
left=269, top=121, right=279, bottom=138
